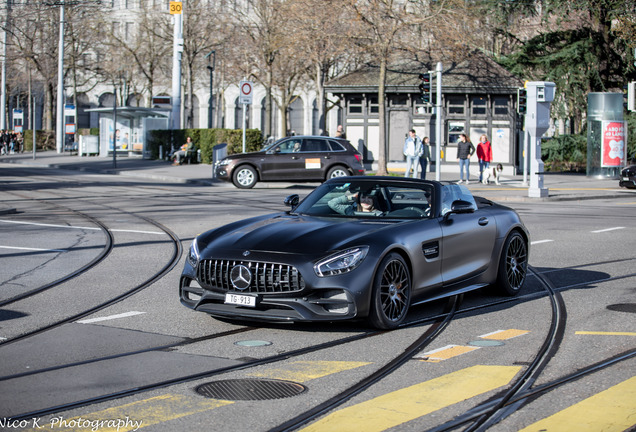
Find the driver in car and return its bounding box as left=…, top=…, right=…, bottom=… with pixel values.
left=328, top=192, right=382, bottom=216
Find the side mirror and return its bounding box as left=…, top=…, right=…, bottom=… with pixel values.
left=284, top=194, right=300, bottom=208
left=443, top=199, right=475, bottom=221
left=451, top=199, right=475, bottom=214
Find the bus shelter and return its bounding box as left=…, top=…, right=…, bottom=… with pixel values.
left=86, top=107, right=170, bottom=158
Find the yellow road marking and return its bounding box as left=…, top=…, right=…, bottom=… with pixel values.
left=519, top=375, right=636, bottom=432
left=23, top=394, right=233, bottom=432
left=576, top=331, right=636, bottom=336
left=480, top=329, right=530, bottom=340
left=300, top=365, right=521, bottom=432
left=248, top=360, right=371, bottom=382
left=416, top=345, right=480, bottom=363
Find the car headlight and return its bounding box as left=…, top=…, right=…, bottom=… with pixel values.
left=217, top=158, right=231, bottom=166
left=314, top=247, right=368, bottom=277
left=187, top=238, right=200, bottom=268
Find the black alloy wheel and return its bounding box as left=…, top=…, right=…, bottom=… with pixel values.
left=496, top=231, right=528, bottom=296
left=369, top=252, right=411, bottom=329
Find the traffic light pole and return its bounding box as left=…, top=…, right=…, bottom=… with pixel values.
left=435, top=62, right=442, bottom=181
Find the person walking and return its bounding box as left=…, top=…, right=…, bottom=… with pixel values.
left=456, top=133, right=475, bottom=183
left=476, top=134, right=492, bottom=183
left=403, top=129, right=423, bottom=178
left=419, top=137, right=431, bottom=180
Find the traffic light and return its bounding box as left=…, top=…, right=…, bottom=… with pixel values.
left=419, top=73, right=431, bottom=104
left=517, top=87, right=527, bottom=114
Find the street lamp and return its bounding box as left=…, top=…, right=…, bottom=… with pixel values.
left=206, top=50, right=216, bottom=129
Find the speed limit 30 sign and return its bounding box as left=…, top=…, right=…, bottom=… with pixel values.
left=239, top=81, right=253, bottom=105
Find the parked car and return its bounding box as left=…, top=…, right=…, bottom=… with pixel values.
left=619, top=165, right=636, bottom=189
left=215, top=136, right=365, bottom=188
left=179, top=177, right=530, bottom=329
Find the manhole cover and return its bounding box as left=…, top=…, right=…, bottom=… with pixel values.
left=196, top=379, right=306, bottom=401
left=607, top=303, right=636, bottom=313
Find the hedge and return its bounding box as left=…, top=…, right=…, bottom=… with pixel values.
left=147, top=128, right=264, bottom=164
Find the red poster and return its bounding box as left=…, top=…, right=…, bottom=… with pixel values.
left=601, top=121, right=626, bottom=167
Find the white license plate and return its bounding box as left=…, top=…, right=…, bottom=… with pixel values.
left=225, top=293, right=256, bottom=307
left=623, top=177, right=630, bottom=181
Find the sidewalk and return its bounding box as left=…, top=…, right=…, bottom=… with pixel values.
left=1, top=152, right=634, bottom=214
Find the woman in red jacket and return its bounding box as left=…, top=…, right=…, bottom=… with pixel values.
left=477, top=134, right=493, bottom=183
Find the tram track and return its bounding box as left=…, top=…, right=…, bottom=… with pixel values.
left=0, top=192, right=114, bottom=309
left=2, top=172, right=634, bottom=429
left=4, top=243, right=635, bottom=425
left=0, top=190, right=182, bottom=346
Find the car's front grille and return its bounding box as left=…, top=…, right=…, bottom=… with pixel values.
left=197, top=259, right=305, bottom=293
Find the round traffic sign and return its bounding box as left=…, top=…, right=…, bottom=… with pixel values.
left=241, top=82, right=252, bottom=97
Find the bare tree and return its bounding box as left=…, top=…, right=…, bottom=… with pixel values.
left=95, top=2, right=172, bottom=107
left=345, top=0, right=470, bottom=175
left=8, top=2, right=61, bottom=129
left=229, top=0, right=289, bottom=138
left=181, top=0, right=230, bottom=128
left=284, top=0, right=358, bottom=136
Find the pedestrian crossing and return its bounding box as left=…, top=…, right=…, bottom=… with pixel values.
left=18, top=327, right=636, bottom=432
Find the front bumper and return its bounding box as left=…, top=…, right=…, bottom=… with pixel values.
left=215, top=165, right=231, bottom=182
left=180, top=277, right=357, bottom=323
left=179, top=250, right=376, bottom=324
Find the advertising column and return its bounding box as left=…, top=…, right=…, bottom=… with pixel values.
left=587, top=93, right=625, bottom=178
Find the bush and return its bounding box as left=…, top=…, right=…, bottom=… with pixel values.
left=542, top=134, right=587, bottom=172
left=147, top=128, right=263, bottom=163
left=21, top=130, right=56, bottom=152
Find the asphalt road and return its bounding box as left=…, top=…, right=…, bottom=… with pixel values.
left=0, top=164, right=634, bottom=432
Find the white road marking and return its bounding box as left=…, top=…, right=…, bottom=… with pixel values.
left=531, top=239, right=553, bottom=245
left=76, top=311, right=146, bottom=324
left=0, top=219, right=164, bottom=235
left=591, top=227, right=625, bottom=233
left=0, top=245, right=67, bottom=253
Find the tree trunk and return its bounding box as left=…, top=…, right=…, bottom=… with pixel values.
left=376, top=54, right=388, bottom=176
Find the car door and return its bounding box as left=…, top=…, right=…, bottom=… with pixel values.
left=438, top=185, right=497, bottom=285
left=293, top=138, right=332, bottom=180
left=260, top=138, right=304, bottom=180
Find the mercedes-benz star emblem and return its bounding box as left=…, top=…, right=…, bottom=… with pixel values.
left=230, top=265, right=252, bottom=290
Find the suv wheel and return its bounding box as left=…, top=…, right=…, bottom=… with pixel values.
left=327, top=166, right=349, bottom=179
left=232, top=165, right=257, bottom=189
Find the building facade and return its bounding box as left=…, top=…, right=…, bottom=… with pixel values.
left=324, top=55, right=524, bottom=172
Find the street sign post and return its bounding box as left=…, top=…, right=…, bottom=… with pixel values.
left=239, top=81, right=253, bottom=153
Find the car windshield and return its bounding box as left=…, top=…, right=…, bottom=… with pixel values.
left=294, top=180, right=435, bottom=219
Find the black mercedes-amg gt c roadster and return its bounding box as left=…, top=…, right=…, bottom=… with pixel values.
left=179, top=177, right=529, bottom=329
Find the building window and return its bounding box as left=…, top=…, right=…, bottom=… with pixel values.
left=447, top=121, right=465, bottom=145
left=471, top=96, right=487, bottom=115
left=369, top=96, right=379, bottom=114
left=125, top=22, right=134, bottom=41
left=493, top=96, right=509, bottom=116
left=447, top=95, right=464, bottom=115
left=348, top=97, right=363, bottom=114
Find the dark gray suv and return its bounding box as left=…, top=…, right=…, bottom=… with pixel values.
left=215, top=136, right=365, bottom=188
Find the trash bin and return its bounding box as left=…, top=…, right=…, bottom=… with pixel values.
left=212, top=143, right=228, bottom=179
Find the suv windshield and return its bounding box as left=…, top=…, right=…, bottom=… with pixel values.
left=295, top=181, right=434, bottom=219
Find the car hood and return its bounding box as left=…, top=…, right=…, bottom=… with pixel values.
left=198, top=213, right=400, bottom=257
